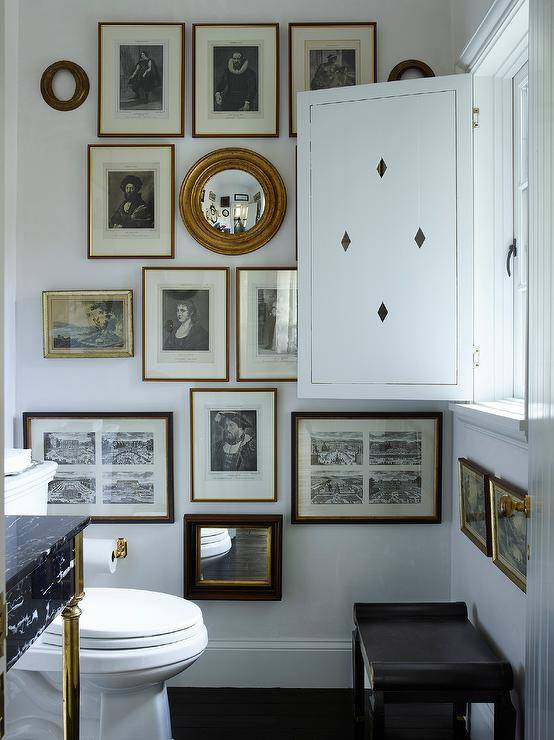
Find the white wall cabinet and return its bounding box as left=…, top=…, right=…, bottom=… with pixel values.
left=297, top=75, right=473, bottom=400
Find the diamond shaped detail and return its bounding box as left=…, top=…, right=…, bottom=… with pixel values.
left=341, top=231, right=351, bottom=251
left=376, top=158, right=387, bottom=178
left=377, top=302, right=388, bottom=322
left=414, top=227, right=426, bottom=248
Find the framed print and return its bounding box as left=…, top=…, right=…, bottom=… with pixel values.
left=193, top=24, right=279, bottom=137
left=42, top=290, right=133, bottom=359
left=236, top=267, right=297, bottom=381
left=23, top=412, right=174, bottom=523
left=489, top=476, right=528, bottom=592
left=184, top=514, right=282, bottom=600
left=288, top=22, right=377, bottom=135
left=143, top=267, right=229, bottom=381
left=458, top=458, right=491, bottom=556
left=292, top=412, right=441, bottom=523
left=190, top=388, right=277, bottom=501
left=98, top=22, right=184, bottom=137
left=88, top=144, right=174, bottom=259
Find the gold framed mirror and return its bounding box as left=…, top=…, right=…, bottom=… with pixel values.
left=179, top=148, right=286, bottom=255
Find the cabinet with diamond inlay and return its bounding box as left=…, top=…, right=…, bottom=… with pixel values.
left=297, top=74, right=473, bottom=400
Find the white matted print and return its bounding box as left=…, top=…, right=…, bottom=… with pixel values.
left=237, top=268, right=297, bottom=381
left=292, top=413, right=441, bottom=522
left=99, top=23, right=184, bottom=136
left=193, top=24, right=279, bottom=137
left=143, top=267, right=229, bottom=381
left=23, top=413, right=173, bottom=522
left=88, top=145, right=174, bottom=258
left=190, top=388, right=277, bottom=501
left=288, top=23, right=376, bottom=135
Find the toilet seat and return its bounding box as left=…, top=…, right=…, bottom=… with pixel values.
left=42, top=588, right=204, bottom=650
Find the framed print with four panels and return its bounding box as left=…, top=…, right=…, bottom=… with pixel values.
left=98, top=23, right=185, bottom=137
left=42, top=290, right=133, bottom=359
left=143, top=267, right=229, bottom=381
left=288, top=22, right=376, bottom=135
left=236, top=268, right=297, bottom=381
left=190, top=388, right=277, bottom=502
left=88, top=144, right=174, bottom=259
left=292, top=412, right=441, bottom=523
left=23, top=412, right=174, bottom=523
left=193, top=24, right=279, bottom=137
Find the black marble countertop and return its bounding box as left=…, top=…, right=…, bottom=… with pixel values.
left=6, top=515, right=90, bottom=591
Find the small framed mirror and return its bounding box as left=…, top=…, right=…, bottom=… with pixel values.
left=179, top=148, right=286, bottom=255
left=184, top=515, right=282, bottom=600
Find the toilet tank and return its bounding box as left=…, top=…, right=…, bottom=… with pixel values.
left=4, top=459, right=58, bottom=515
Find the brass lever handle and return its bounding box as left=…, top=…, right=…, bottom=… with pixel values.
left=500, top=495, right=530, bottom=518
left=112, top=537, right=128, bottom=560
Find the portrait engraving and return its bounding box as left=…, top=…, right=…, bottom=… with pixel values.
left=309, top=48, right=356, bottom=90
left=213, top=45, right=259, bottom=112
left=257, top=288, right=297, bottom=358
left=108, top=170, right=155, bottom=230
left=119, top=44, right=163, bottom=111
left=210, top=410, right=258, bottom=473
left=162, top=289, right=210, bottom=352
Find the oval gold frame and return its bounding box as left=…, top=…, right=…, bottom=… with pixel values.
left=179, top=148, right=287, bottom=255
left=40, top=60, right=90, bottom=112
left=388, top=59, right=435, bottom=82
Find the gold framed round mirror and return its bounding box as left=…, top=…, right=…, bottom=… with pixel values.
left=179, top=148, right=286, bottom=255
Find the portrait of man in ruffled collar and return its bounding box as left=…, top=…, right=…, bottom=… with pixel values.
left=213, top=47, right=259, bottom=112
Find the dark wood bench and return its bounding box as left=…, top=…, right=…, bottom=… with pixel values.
left=352, top=602, right=516, bottom=739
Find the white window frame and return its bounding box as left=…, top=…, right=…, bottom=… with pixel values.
left=459, top=0, right=528, bottom=418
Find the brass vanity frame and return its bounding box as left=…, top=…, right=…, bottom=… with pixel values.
left=61, top=531, right=84, bottom=740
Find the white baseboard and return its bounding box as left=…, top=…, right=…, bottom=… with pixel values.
left=470, top=703, right=494, bottom=740
left=168, top=639, right=352, bottom=688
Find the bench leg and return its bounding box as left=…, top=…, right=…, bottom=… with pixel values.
left=453, top=702, right=467, bottom=738
left=494, top=692, right=516, bottom=740
left=371, top=691, right=385, bottom=739
left=352, top=628, right=365, bottom=722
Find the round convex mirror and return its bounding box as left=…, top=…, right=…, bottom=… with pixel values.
left=201, top=170, right=266, bottom=236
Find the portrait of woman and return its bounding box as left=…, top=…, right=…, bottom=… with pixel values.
left=162, top=291, right=210, bottom=351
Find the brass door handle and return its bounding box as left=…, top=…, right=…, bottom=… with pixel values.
left=500, top=495, right=530, bottom=518
left=112, top=537, right=128, bottom=560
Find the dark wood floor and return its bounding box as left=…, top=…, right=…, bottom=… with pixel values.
left=168, top=688, right=471, bottom=740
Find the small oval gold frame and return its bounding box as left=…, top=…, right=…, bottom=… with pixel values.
left=179, top=148, right=287, bottom=256
left=40, top=60, right=90, bottom=112
left=388, top=59, right=435, bottom=82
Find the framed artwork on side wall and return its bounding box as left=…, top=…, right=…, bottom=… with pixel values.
left=88, top=144, right=174, bottom=259
left=489, top=476, right=528, bottom=592
left=42, top=290, right=133, bottom=359
left=190, top=388, right=277, bottom=502
left=292, top=412, right=441, bottom=523
left=193, top=24, right=279, bottom=137
left=23, top=412, right=174, bottom=523
left=142, top=267, right=229, bottom=381
left=288, top=22, right=377, bottom=135
left=458, top=457, right=492, bottom=556
left=98, top=22, right=185, bottom=137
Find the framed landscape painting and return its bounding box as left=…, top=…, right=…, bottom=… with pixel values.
left=190, top=388, right=277, bottom=501
left=42, top=290, right=133, bottom=358
left=291, top=412, right=441, bottom=523
left=458, top=458, right=492, bottom=556
left=98, top=22, right=185, bottom=137
left=288, top=22, right=376, bottom=135
left=23, top=412, right=173, bottom=523
left=193, top=23, right=279, bottom=137
left=88, top=144, right=174, bottom=259
left=489, top=476, right=528, bottom=592
left=236, top=267, right=297, bottom=381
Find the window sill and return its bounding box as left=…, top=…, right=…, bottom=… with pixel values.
left=449, top=400, right=528, bottom=445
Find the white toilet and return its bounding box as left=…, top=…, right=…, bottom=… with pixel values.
left=200, top=527, right=232, bottom=562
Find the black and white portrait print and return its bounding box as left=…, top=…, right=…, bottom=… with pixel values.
left=102, top=471, right=155, bottom=504
left=108, top=170, right=155, bottom=230
left=367, top=470, right=422, bottom=504
left=367, top=432, right=422, bottom=466
left=101, top=432, right=154, bottom=465
left=257, top=289, right=297, bottom=357
left=213, top=45, right=259, bottom=112
left=309, top=48, right=356, bottom=90
left=210, top=410, right=258, bottom=473
left=310, top=472, right=363, bottom=504
left=48, top=472, right=96, bottom=505
left=162, top=289, right=210, bottom=352
left=44, top=432, right=96, bottom=465
left=310, top=432, right=363, bottom=466
left=119, top=44, right=163, bottom=111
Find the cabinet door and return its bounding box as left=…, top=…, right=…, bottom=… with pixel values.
left=297, top=75, right=473, bottom=399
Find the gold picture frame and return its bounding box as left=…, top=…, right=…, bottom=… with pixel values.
left=179, top=148, right=286, bottom=255
left=489, top=476, right=528, bottom=592
left=458, top=458, right=492, bottom=556
left=42, top=290, right=133, bottom=359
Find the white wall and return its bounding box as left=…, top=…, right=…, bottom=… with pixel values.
left=13, top=0, right=456, bottom=686
left=451, top=0, right=498, bottom=59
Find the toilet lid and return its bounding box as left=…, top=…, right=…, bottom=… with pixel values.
left=43, top=588, right=204, bottom=649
